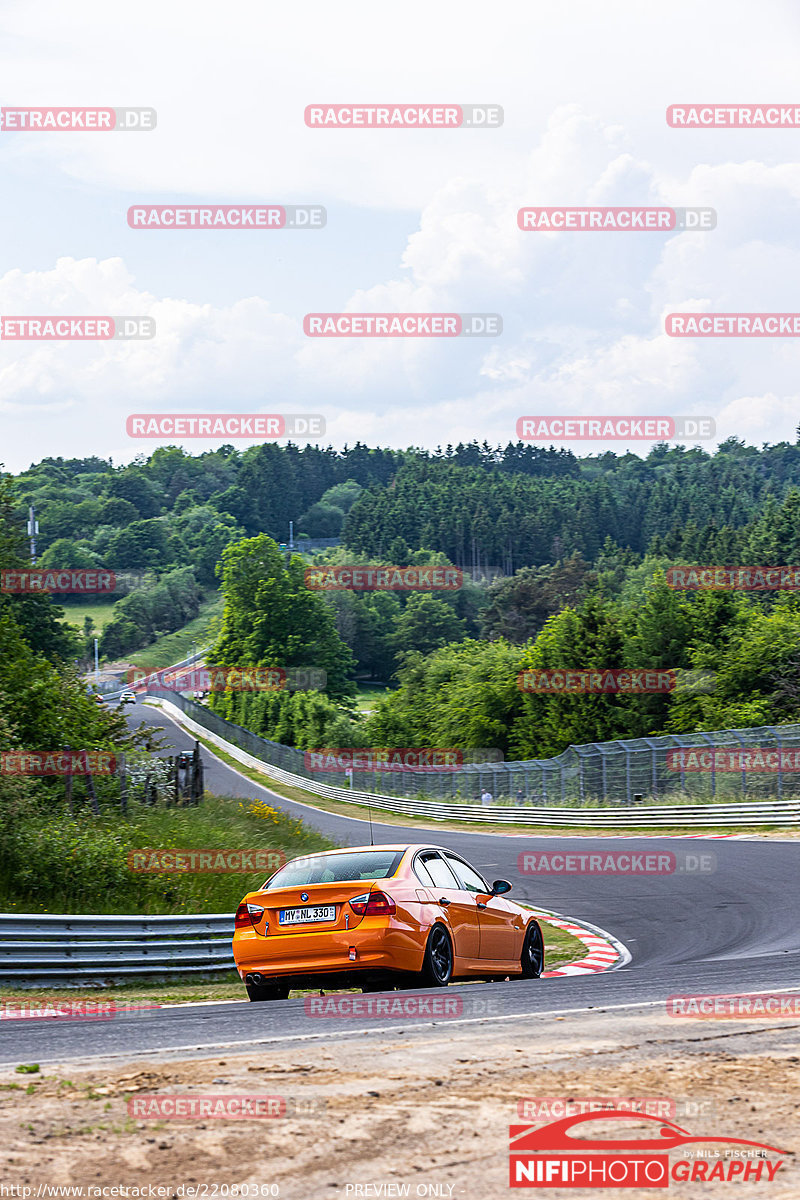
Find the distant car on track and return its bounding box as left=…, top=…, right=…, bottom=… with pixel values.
left=119, top=690, right=137, bottom=704
left=233, top=842, right=544, bottom=1001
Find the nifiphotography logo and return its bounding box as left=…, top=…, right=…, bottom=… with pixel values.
left=509, top=1111, right=787, bottom=1187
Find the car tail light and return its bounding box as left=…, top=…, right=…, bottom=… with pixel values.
left=235, top=902, right=265, bottom=929
left=348, top=891, right=396, bottom=916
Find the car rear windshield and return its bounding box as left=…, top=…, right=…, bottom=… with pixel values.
left=266, top=850, right=405, bottom=888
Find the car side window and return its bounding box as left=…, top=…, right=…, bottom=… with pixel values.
left=412, top=857, right=435, bottom=887
left=444, top=854, right=489, bottom=894
left=419, top=852, right=460, bottom=890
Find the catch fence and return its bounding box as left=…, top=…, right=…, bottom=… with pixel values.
left=149, top=692, right=800, bottom=809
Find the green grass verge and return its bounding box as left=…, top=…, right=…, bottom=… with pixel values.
left=0, top=793, right=333, bottom=915
left=354, top=683, right=390, bottom=712
left=124, top=592, right=224, bottom=672
left=60, top=601, right=118, bottom=633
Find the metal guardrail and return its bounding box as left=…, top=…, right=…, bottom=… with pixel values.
left=0, top=913, right=236, bottom=985
left=152, top=696, right=800, bottom=827
left=95, top=651, right=208, bottom=701
left=149, top=693, right=800, bottom=811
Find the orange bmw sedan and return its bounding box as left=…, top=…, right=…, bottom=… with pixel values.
left=233, top=843, right=544, bottom=1000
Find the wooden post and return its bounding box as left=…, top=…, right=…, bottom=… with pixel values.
left=118, top=753, right=128, bottom=816
left=82, top=750, right=101, bottom=817
left=191, top=741, right=203, bottom=805
left=63, top=744, right=73, bottom=816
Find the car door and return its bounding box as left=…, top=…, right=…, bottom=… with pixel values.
left=443, top=852, right=524, bottom=964
left=415, top=850, right=480, bottom=961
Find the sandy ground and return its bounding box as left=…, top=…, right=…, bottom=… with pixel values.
left=0, top=1005, right=797, bottom=1199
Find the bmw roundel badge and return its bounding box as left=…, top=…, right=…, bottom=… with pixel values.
left=300, top=892, right=309, bottom=902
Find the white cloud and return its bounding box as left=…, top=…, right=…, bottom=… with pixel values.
left=3, top=2, right=800, bottom=466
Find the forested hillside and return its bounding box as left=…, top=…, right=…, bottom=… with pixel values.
left=13, top=437, right=800, bottom=580
left=8, top=436, right=800, bottom=762
left=0, top=474, right=151, bottom=817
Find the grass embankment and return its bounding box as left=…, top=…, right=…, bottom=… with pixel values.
left=0, top=794, right=332, bottom=915
left=60, top=601, right=118, bottom=634
left=125, top=591, right=224, bottom=672
left=354, top=682, right=390, bottom=712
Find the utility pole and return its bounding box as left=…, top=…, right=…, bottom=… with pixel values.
left=94, top=638, right=99, bottom=687
left=289, top=520, right=294, bottom=550
left=27, top=506, right=38, bottom=564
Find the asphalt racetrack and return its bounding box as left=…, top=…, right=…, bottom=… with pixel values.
left=2, top=699, right=797, bottom=1068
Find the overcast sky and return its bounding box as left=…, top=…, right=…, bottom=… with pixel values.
left=2, top=0, right=800, bottom=472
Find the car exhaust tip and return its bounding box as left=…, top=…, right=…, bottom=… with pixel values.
left=245, top=973, right=264, bottom=987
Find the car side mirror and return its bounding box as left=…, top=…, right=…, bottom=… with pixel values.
left=491, top=879, right=512, bottom=895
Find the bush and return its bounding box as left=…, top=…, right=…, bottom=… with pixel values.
left=0, top=793, right=334, bottom=914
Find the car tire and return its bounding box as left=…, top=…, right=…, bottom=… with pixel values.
left=520, top=921, right=544, bottom=978
left=245, top=979, right=290, bottom=1002
left=418, top=924, right=453, bottom=987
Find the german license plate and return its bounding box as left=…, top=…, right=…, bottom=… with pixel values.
left=278, top=905, right=336, bottom=924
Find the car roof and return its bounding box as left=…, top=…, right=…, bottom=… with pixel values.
left=287, top=843, right=449, bottom=859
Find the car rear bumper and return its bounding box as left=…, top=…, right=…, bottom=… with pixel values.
left=233, top=922, right=425, bottom=980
